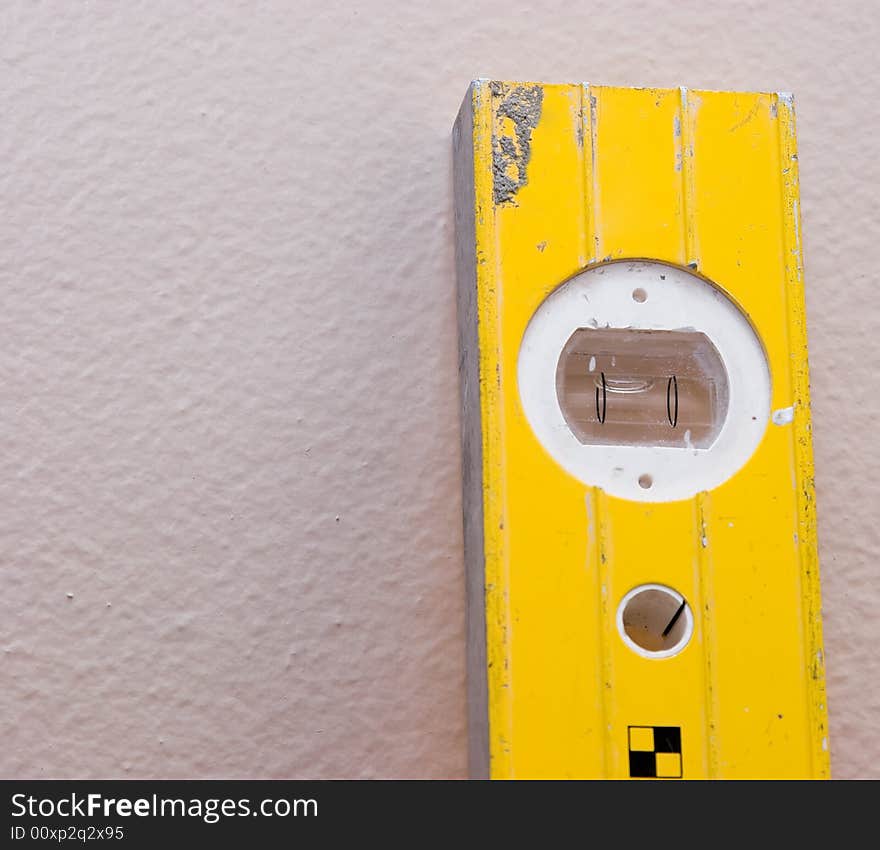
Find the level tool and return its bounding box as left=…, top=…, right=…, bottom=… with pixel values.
left=453, top=81, right=829, bottom=779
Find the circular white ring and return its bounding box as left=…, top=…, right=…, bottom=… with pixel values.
left=616, top=583, right=694, bottom=660
left=517, top=260, right=771, bottom=502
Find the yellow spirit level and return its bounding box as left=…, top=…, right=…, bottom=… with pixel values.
left=453, top=81, right=829, bottom=779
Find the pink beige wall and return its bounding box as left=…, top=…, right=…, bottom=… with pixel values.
left=0, top=0, right=876, bottom=778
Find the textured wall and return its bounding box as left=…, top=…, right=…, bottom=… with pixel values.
left=0, top=0, right=875, bottom=779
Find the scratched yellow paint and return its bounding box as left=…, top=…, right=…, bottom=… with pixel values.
left=455, top=81, right=829, bottom=778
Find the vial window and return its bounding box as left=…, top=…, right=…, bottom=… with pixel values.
left=556, top=328, right=729, bottom=449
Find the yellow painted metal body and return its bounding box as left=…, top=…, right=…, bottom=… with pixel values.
left=453, top=81, right=829, bottom=779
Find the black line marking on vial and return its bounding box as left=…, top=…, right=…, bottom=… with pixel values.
left=662, top=599, right=687, bottom=638
left=596, top=372, right=607, bottom=423
left=666, top=375, right=679, bottom=427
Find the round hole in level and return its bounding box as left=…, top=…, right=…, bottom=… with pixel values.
left=638, top=473, right=653, bottom=489
left=632, top=287, right=648, bottom=303
left=616, top=584, right=693, bottom=658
